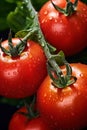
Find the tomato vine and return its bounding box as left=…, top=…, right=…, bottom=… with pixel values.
left=7, top=0, right=77, bottom=88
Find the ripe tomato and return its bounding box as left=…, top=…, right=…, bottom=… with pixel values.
left=37, top=63, right=87, bottom=130
left=8, top=107, right=51, bottom=130
left=39, top=0, right=87, bottom=56
left=0, top=38, right=47, bottom=98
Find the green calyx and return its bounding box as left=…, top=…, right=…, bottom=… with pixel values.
left=0, top=27, right=37, bottom=57
left=18, top=96, right=39, bottom=120
left=51, top=0, right=78, bottom=16
left=0, top=31, right=27, bottom=57
left=47, top=51, right=77, bottom=88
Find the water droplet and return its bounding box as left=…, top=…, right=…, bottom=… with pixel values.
left=49, top=17, right=53, bottom=20
left=37, top=58, right=40, bottom=62
left=60, top=20, right=62, bottom=23
left=54, top=19, right=58, bottom=23
left=49, top=95, right=52, bottom=98
left=59, top=97, right=63, bottom=102
left=41, top=19, right=48, bottom=24
left=82, top=8, right=86, bottom=11
left=44, top=11, right=48, bottom=15
left=79, top=73, right=83, bottom=77
left=77, top=91, right=81, bottom=96
left=13, top=71, right=17, bottom=75
left=7, top=72, right=10, bottom=76
left=44, top=93, right=47, bottom=97
left=38, top=35, right=42, bottom=39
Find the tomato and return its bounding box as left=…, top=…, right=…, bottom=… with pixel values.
left=39, top=0, right=87, bottom=56
left=0, top=38, right=47, bottom=98
left=8, top=107, right=51, bottom=130
left=37, top=63, right=87, bottom=130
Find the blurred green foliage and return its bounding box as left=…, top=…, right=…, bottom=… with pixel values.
left=0, top=0, right=48, bottom=31
left=0, top=0, right=16, bottom=31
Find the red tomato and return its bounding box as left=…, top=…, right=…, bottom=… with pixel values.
left=8, top=107, right=51, bottom=130
left=39, top=0, right=87, bottom=56
left=37, top=63, right=87, bottom=130
left=0, top=38, right=47, bottom=98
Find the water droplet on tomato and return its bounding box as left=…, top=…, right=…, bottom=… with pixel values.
left=79, top=73, right=83, bottom=77
left=13, top=71, right=17, bottom=75
left=82, top=8, right=86, bottom=11
left=41, top=19, right=48, bottom=24
left=60, top=20, right=62, bottom=23
left=49, top=17, right=53, bottom=20
left=54, top=19, right=58, bottom=23
left=44, top=11, right=48, bottom=15
left=77, top=91, right=81, bottom=96
left=37, top=58, right=40, bottom=62
left=7, top=72, right=10, bottom=76
left=44, top=93, right=47, bottom=97
left=59, top=97, right=63, bottom=102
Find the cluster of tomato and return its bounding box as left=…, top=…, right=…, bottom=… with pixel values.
left=0, top=0, right=87, bottom=130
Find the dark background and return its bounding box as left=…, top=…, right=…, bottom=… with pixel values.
left=0, top=30, right=17, bottom=130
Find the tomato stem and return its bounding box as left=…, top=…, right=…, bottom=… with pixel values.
left=51, top=0, right=78, bottom=16
left=44, top=46, right=77, bottom=88
left=19, top=0, right=77, bottom=88
left=18, top=96, right=39, bottom=119
left=0, top=28, right=37, bottom=57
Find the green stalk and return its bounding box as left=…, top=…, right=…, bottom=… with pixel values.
left=51, top=0, right=78, bottom=16
left=25, top=0, right=77, bottom=88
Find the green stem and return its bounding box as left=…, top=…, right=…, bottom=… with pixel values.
left=0, top=28, right=37, bottom=57
left=34, top=21, right=76, bottom=87
left=21, top=0, right=77, bottom=88
left=18, top=96, right=39, bottom=119
left=51, top=0, right=78, bottom=16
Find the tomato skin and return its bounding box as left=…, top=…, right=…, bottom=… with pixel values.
left=37, top=63, right=87, bottom=130
left=39, top=0, right=87, bottom=56
left=0, top=38, right=47, bottom=98
left=8, top=107, right=51, bottom=130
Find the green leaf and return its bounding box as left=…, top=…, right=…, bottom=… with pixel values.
left=6, top=0, right=20, bottom=3
left=0, top=0, right=16, bottom=31
left=15, top=30, right=29, bottom=38
left=7, top=0, right=38, bottom=33
left=51, top=51, right=66, bottom=65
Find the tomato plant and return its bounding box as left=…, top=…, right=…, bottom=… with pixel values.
left=0, top=37, right=47, bottom=98
left=39, top=0, right=87, bottom=56
left=37, top=63, right=87, bottom=130
left=8, top=106, right=51, bottom=130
